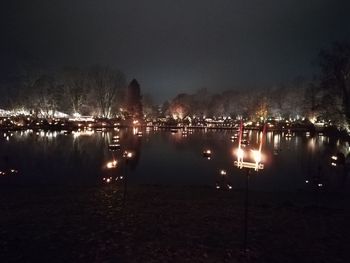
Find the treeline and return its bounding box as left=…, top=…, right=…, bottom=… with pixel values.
left=0, top=41, right=349, bottom=130
left=161, top=41, right=350, bottom=130
left=1, top=65, right=142, bottom=118
left=162, top=80, right=312, bottom=120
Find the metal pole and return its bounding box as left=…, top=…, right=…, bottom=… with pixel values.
left=123, top=160, right=128, bottom=206
left=243, top=168, right=250, bottom=255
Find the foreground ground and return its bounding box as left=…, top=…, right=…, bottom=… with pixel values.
left=0, top=184, right=349, bottom=262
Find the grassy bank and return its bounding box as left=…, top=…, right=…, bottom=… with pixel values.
left=0, top=185, right=349, bottom=262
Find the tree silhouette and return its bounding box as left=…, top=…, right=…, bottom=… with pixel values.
left=87, top=66, right=125, bottom=118
left=125, top=79, right=143, bottom=119
left=318, top=41, right=350, bottom=126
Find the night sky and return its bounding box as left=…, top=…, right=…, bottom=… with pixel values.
left=1, top=0, right=349, bottom=102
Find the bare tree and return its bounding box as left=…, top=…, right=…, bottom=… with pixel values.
left=61, top=68, right=88, bottom=115
left=19, top=69, right=59, bottom=117
left=318, top=41, right=350, bottom=126
left=87, top=66, right=126, bottom=118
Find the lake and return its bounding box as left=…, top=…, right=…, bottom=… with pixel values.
left=0, top=128, right=349, bottom=192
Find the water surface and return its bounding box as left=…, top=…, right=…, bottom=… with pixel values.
left=0, top=128, right=349, bottom=192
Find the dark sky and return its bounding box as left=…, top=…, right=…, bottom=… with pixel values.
left=1, top=0, right=349, bottom=102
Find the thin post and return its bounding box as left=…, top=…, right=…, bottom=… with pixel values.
left=123, top=160, right=128, bottom=206
left=243, top=168, right=250, bottom=255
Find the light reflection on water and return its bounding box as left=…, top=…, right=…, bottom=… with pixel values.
left=0, top=129, right=349, bottom=192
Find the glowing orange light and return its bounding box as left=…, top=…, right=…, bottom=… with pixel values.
left=251, top=150, right=262, bottom=164
left=123, top=151, right=133, bottom=159
left=236, top=148, right=244, bottom=161
left=106, top=160, right=117, bottom=169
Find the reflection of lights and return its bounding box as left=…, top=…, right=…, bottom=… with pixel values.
left=273, top=134, right=280, bottom=149
left=331, top=162, right=337, bottom=167
left=318, top=135, right=325, bottom=144
left=216, top=184, right=220, bottom=189
left=308, top=138, right=316, bottom=152
left=0, top=171, right=5, bottom=176
left=231, top=134, right=238, bottom=141
left=318, top=183, right=323, bottom=187
left=106, top=160, right=117, bottom=169
left=331, top=156, right=338, bottom=161
left=108, top=144, right=121, bottom=151
left=266, top=132, right=272, bottom=144
left=227, top=184, right=232, bottom=190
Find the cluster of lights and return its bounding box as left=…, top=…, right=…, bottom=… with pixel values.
left=102, top=176, right=112, bottom=183
left=331, top=155, right=337, bottom=167
left=123, top=151, right=133, bottom=159
left=106, top=160, right=117, bottom=169
left=0, top=169, right=18, bottom=176
left=216, top=183, right=232, bottom=190
left=102, top=175, right=125, bottom=183
left=234, top=148, right=263, bottom=171
left=305, top=179, right=323, bottom=188
left=202, top=149, right=212, bottom=160
left=235, top=148, right=261, bottom=163
left=108, top=143, right=121, bottom=151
